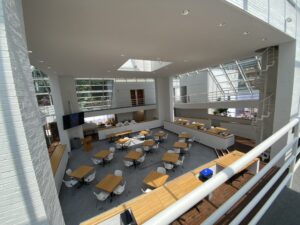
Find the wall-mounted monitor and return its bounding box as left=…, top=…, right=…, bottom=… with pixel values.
left=63, top=112, right=84, bottom=130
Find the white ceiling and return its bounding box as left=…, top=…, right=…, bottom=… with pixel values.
left=22, top=0, right=293, bottom=78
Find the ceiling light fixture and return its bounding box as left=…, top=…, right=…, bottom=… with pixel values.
left=183, top=59, right=188, bottom=62
left=243, top=31, right=249, bottom=35
left=218, top=22, right=226, bottom=27
left=39, top=60, right=44, bottom=63
left=121, top=54, right=125, bottom=57
left=47, top=66, right=51, bottom=69
left=181, top=9, right=190, bottom=16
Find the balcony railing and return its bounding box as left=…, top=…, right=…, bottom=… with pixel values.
left=143, top=116, right=300, bottom=225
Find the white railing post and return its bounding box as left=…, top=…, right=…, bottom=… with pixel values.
left=288, top=117, right=300, bottom=188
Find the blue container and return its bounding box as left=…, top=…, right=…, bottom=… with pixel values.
left=199, top=168, right=213, bottom=181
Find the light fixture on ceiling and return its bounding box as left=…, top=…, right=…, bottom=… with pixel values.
left=218, top=22, right=226, bottom=27
left=243, top=31, right=249, bottom=35
left=121, top=54, right=125, bottom=57
left=39, top=60, right=44, bottom=63
left=286, top=17, right=292, bottom=23
left=183, top=59, right=188, bottom=62
left=181, top=9, right=190, bottom=16
left=47, top=66, right=51, bottom=69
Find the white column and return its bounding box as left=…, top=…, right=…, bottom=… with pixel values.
left=155, top=76, right=174, bottom=124
left=0, top=1, right=65, bottom=224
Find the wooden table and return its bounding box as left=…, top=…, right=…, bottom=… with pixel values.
left=116, top=138, right=129, bottom=144
left=173, top=142, right=188, bottom=149
left=178, top=133, right=190, bottom=139
left=155, top=132, right=165, bottom=137
left=139, top=130, right=149, bottom=135
left=143, top=171, right=169, bottom=188
left=162, top=152, right=179, bottom=163
left=124, top=151, right=143, bottom=168
left=96, top=174, right=123, bottom=193
left=107, top=130, right=132, bottom=141
left=94, top=150, right=111, bottom=159
left=143, top=140, right=155, bottom=147
left=69, top=165, right=94, bottom=180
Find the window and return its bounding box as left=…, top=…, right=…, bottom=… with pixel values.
left=75, top=79, right=114, bottom=111
left=32, top=68, right=53, bottom=106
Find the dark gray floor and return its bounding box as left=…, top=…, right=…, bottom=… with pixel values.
left=59, top=127, right=217, bottom=225
left=258, top=166, right=300, bottom=225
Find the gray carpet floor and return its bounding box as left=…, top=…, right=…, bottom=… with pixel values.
left=59, top=127, right=217, bottom=225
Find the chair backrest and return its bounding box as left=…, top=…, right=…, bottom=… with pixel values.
left=153, top=143, right=159, bottom=149
left=167, top=150, right=175, bottom=153
left=123, top=160, right=133, bottom=167
left=138, top=154, right=145, bottom=162
left=178, top=139, right=185, bottom=143
left=114, top=170, right=123, bottom=177
left=136, top=148, right=142, bottom=153
left=94, top=191, right=109, bottom=201
left=181, top=132, right=187, bottom=134
left=164, top=162, right=174, bottom=170
left=116, top=143, right=122, bottom=149
left=154, top=136, right=160, bottom=141
left=157, top=167, right=166, bottom=174
left=66, top=168, right=72, bottom=176
left=85, top=171, right=96, bottom=182
left=163, top=134, right=168, bottom=139
left=124, top=141, right=131, bottom=147
left=109, top=147, right=116, bottom=152
left=106, top=153, right=114, bottom=160
left=174, top=148, right=180, bottom=154
left=91, top=158, right=101, bottom=165
left=63, top=179, right=77, bottom=188
left=143, top=146, right=150, bottom=151
left=141, top=188, right=152, bottom=193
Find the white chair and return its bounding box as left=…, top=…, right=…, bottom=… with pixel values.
left=178, top=138, right=185, bottom=143
left=164, top=162, right=174, bottom=170
left=174, top=148, right=181, bottom=154
left=175, top=156, right=185, bottom=166
left=153, top=143, right=159, bottom=150
left=63, top=179, right=78, bottom=188
left=154, top=136, right=160, bottom=142
left=136, top=148, right=143, bottom=153
left=84, top=171, right=96, bottom=183
left=114, top=170, right=123, bottom=177
left=137, top=154, right=146, bottom=163
left=116, top=143, right=122, bottom=150
left=113, top=181, right=126, bottom=195
left=66, top=168, right=72, bottom=176
left=181, top=132, right=187, bottom=134
left=188, top=137, right=195, bottom=143
left=91, top=158, right=103, bottom=165
left=124, top=121, right=130, bottom=126
left=162, top=134, right=168, bottom=141
left=93, top=191, right=110, bottom=202
left=130, top=120, right=136, bottom=124
left=105, top=153, right=114, bottom=162
left=157, top=167, right=166, bottom=174
left=141, top=188, right=152, bottom=193
left=167, top=150, right=175, bottom=153
left=123, top=141, right=131, bottom=149
left=123, top=160, right=134, bottom=167
left=143, top=146, right=151, bottom=152
left=109, top=147, right=116, bottom=153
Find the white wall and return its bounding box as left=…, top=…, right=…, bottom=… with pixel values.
left=220, top=122, right=256, bottom=140
left=113, top=81, right=156, bottom=107
left=0, top=1, right=65, bottom=224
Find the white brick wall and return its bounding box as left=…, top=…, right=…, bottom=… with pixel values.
left=0, top=1, right=64, bottom=225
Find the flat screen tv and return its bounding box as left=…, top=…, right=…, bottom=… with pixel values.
left=63, top=112, right=84, bottom=130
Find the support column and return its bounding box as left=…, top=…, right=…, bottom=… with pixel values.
left=0, top=1, right=65, bottom=224
left=155, top=76, right=174, bottom=125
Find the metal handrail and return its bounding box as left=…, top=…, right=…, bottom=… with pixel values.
left=142, top=117, right=299, bottom=225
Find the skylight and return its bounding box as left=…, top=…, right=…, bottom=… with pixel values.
left=118, top=59, right=172, bottom=72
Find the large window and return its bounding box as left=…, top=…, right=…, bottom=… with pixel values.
left=75, top=79, right=114, bottom=111
left=32, top=68, right=53, bottom=107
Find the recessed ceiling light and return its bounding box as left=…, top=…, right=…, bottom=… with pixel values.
left=262, top=37, right=267, bottom=41
left=183, top=59, right=188, bottom=62
left=47, top=66, right=51, bottom=69
left=181, top=9, right=190, bottom=16
left=28, top=50, right=32, bottom=54
left=218, top=22, right=226, bottom=27
left=39, top=60, right=44, bottom=63
left=243, top=31, right=249, bottom=35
